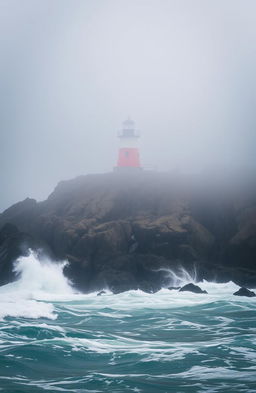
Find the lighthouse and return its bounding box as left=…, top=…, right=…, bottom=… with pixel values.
left=115, top=118, right=141, bottom=171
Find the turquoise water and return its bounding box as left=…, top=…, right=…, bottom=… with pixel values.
left=0, top=253, right=256, bottom=393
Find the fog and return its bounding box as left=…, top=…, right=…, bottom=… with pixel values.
left=0, top=0, right=256, bottom=212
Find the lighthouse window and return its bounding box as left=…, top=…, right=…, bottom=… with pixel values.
left=125, top=151, right=129, bottom=158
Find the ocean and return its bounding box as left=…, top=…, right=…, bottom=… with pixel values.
left=0, top=252, right=256, bottom=393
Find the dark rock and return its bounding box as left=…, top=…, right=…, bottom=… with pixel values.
left=97, top=290, right=107, bottom=296
left=0, top=224, right=34, bottom=286
left=179, top=283, right=207, bottom=294
left=233, top=287, right=256, bottom=297
left=140, top=281, right=161, bottom=294
left=168, top=286, right=181, bottom=290
left=0, top=171, right=256, bottom=292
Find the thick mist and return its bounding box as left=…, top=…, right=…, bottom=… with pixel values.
left=1, top=0, right=256, bottom=212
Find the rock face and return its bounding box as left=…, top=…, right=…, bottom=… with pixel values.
left=168, top=286, right=181, bottom=290
left=233, top=287, right=256, bottom=297
left=179, top=283, right=207, bottom=294
left=0, top=223, right=35, bottom=286
left=0, top=171, right=256, bottom=292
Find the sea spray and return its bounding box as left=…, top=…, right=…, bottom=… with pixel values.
left=155, top=265, right=198, bottom=288
left=0, top=250, right=74, bottom=320
left=1, top=253, right=256, bottom=392
left=12, top=250, right=73, bottom=294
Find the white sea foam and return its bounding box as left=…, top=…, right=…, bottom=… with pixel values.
left=0, top=299, right=56, bottom=320
left=4, top=250, right=73, bottom=296
left=0, top=250, right=74, bottom=320
left=0, top=249, right=253, bottom=321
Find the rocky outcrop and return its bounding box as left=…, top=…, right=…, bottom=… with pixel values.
left=97, top=290, right=107, bottom=296
left=0, top=223, right=34, bottom=286
left=179, top=283, right=207, bottom=294
left=233, top=287, right=256, bottom=297
left=0, top=171, right=256, bottom=292
left=168, top=286, right=181, bottom=290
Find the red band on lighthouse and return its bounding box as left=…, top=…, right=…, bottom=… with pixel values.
left=117, top=147, right=140, bottom=168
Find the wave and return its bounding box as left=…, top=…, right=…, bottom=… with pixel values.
left=1, top=253, right=255, bottom=393
left=4, top=250, right=73, bottom=295
left=0, top=250, right=74, bottom=320
left=0, top=250, right=254, bottom=321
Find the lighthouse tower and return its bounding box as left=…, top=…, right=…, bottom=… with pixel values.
left=115, top=118, right=141, bottom=171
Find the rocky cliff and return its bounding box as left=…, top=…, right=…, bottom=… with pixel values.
left=1, top=171, right=256, bottom=292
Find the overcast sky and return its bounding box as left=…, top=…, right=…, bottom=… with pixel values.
left=0, top=0, right=256, bottom=212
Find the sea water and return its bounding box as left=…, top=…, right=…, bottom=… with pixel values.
left=0, top=252, right=256, bottom=393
